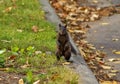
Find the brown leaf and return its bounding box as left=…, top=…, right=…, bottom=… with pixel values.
left=8, top=55, right=16, bottom=60
left=52, top=2, right=61, bottom=9
left=32, top=26, right=38, bottom=33
left=3, top=7, right=12, bottom=13
left=51, top=73, right=60, bottom=81
left=0, top=68, right=9, bottom=71
left=20, top=64, right=30, bottom=69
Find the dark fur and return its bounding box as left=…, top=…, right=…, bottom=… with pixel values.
left=56, top=24, right=71, bottom=61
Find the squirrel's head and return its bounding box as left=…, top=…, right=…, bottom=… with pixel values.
left=59, top=24, right=67, bottom=35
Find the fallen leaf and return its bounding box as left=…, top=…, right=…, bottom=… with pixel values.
left=90, top=13, right=99, bottom=21
left=35, top=51, right=42, bottom=55
left=12, top=0, right=16, bottom=3
left=32, top=26, right=38, bottom=33
left=8, top=55, right=16, bottom=60
left=100, top=81, right=118, bottom=84
left=18, top=79, right=24, bottom=84
left=101, top=22, right=109, bottom=25
left=79, top=47, right=87, bottom=58
left=33, top=80, right=40, bottom=84
left=74, top=30, right=86, bottom=34
left=108, top=58, right=116, bottom=62
left=0, top=68, right=9, bottom=71
left=113, top=51, right=120, bottom=55
left=4, top=7, right=12, bottom=12
left=113, top=61, right=120, bottom=64
left=110, top=70, right=118, bottom=73
left=92, top=0, right=98, bottom=3
left=101, top=65, right=112, bottom=70
left=112, top=38, right=119, bottom=41
left=62, top=62, right=70, bottom=65
left=108, top=73, right=116, bottom=78
left=51, top=73, right=60, bottom=81
left=68, top=29, right=74, bottom=33
left=100, top=46, right=104, bottom=49
left=1, top=40, right=11, bottom=43
left=20, top=64, right=30, bottom=69
left=0, top=49, right=6, bottom=54
left=39, top=29, right=45, bottom=32
left=112, top=81, right=118, bottom=84
left=17, top=29, right=23, bottom=32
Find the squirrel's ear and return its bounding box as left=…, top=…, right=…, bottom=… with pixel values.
left=59, top=24, right=61, bottom=27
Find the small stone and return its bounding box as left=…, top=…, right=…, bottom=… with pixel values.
left=35, top=51, right=42, bottom=55
left=45, top=51, right=52, bottom=55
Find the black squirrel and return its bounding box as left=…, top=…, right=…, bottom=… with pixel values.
left=56, top=24, right=76, bottom=61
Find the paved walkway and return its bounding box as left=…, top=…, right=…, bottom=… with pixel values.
left=85, top=0, right=120, bottom=81
left=86, top=14, right=120, bottom=81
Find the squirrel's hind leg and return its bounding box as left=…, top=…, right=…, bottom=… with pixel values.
left=55, top=50, right=62, bottom=61
left=64, top=51, right=71, bottom=61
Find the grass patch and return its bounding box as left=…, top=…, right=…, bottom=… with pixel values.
left=0, top=0, right=56, bottom=51
left=0, top=0, right=79, bottom=83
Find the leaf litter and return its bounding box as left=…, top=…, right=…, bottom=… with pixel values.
left=49, top=0, right=120, bottom=83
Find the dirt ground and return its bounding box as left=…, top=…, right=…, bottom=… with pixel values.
left=0, top=71, right=23, bottom=84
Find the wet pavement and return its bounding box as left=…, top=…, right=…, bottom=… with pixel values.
left=77, top=0, right=120, bottom=7
left=84, top=0, right=120, bottom=81
left=86, top=14, right=120, bottom=81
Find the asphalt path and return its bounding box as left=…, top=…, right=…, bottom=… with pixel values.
left=84, top=0, right=120, bottom=81
left=77, top=0, right=120, bottom=7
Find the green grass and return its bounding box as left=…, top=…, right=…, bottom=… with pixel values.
left=0, top=0, right=56, bottom=51
left=0, top=0, right=80, bottom=84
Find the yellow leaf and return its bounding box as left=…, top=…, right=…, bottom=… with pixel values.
left=51, top=73, right=60, bottom=81
left=100, top=81, right=118, bottom=84
left=114, top=51, right=120, bottom=55
left=101, top=65, right=111, bottom=70
left=108, top=73, right=116, bottom=78
left=113, top=81, right=117, bottom=84
left=62, top=62, right=70, bottom=65
left=0, top=68, right=9, bottom=71
left=113, top=61, right=120, bottom=64
left=39, top=29, right=45, bottom=32
left=3, top=7, right=12, bottom=13
left=100, top=81, right=112, bottom=84
left=101, top=22, right=109, bottom=25
left=33, top=80, right=40, bottom=84
left=108, top=58, right=116, bottom=62
left=18, top=79, right=24, bottom=84
left=92, top=0, right=98, bottom=3
left=112, top=38, right=119, bottom=41
left=100, top=46, right=104, bottom=49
